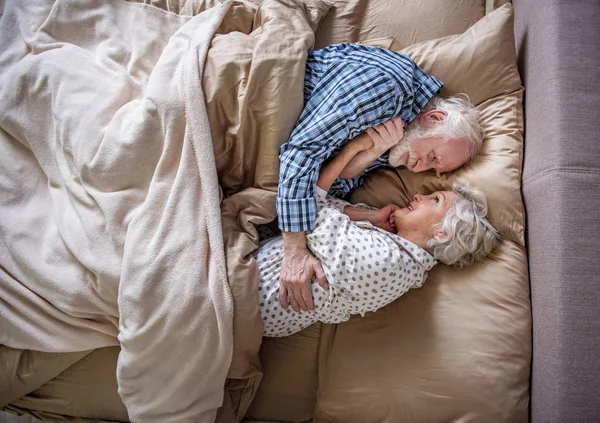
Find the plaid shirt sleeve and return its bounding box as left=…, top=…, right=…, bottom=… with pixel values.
left=277, top=61, right=400, bottom=232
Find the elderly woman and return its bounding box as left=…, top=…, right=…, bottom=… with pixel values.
left=256, top=135, right=500, bottom=337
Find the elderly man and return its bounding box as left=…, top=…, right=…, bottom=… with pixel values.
left=277, top=43, right=483, bottom=312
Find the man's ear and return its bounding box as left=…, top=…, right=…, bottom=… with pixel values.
left=419, top=109, right=447, bottom=127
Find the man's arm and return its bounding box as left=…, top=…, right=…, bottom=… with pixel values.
left=280, top=134, right=373, bottom=311
left=279, top=231, right=325, bottom=312
left=277, top=64, right=399, bottom=233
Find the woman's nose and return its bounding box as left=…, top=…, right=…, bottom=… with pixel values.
left=414, top=193, right=422, bottom=201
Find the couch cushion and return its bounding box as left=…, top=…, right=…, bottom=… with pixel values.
left=514, top=0, right=600, bottom=421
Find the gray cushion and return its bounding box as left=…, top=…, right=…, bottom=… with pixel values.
left=514, top=1, right=600, bottom=421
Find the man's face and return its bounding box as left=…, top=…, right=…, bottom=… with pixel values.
left=406, top=136, right=472, bottom=174
left=391, top=117, right=473, bottom=174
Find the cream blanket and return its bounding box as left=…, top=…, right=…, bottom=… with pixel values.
left=0, top=0, right=234, bottom=421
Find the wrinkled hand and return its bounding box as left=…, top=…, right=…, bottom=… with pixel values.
left=279, top=248, right=328, bottom=312
left=371, top=203, right=399, bottom=233
left=365, top=117, right=405, bottom=155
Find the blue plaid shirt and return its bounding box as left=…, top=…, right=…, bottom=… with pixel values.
left=277, top=43, right=443, bottom=232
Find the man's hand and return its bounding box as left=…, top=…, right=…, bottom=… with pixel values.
left=280, top=232, right=329, bottom=312
left=371, top=203, right=399, bottom=233
left=365, top=117, right=405, bottom=155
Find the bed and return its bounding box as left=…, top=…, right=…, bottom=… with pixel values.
left=0, top=0, right=532, bottom=422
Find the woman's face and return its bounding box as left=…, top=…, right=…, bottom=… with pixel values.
left=392, top=191, right=460, bottom=238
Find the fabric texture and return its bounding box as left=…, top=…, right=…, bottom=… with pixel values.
left=0, top=0, right=234, bottom=421
left=206, top=2, right=330, bottom=421
left=257, top=187, right=435, bottom=337
left=0, top=347, right=92, bottom=408
left=0, top=2, right=534, bottom=423
left=4, top=347, right=128, bottom=423
left=1, top=0, right=330, bottom=421
left=246, top=323, right=323, bottom=423
left=513, top=1, right=600, bottom=422
left=277, top=44, right=442, bottom=232
left=249, top=4, right=531, bottom=423
left=315, top=0, right=487, bottom=50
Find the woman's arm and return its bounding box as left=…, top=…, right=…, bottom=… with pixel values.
left=342, top=206, right=378, bottom=222
left=343, top=203, right=398, bottom=233
left=316, top=132, right=398, bottom=233
left=316, top=135, right=373, bottom=192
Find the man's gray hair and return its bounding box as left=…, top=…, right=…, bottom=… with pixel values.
left=423, top=94, right=484, bottom=160
left=428, top=182, right=501, bottom=267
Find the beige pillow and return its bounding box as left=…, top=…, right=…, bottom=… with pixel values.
left=352, top=3, right=525, bottom=246
left=315, top=0, right=487, bottom=49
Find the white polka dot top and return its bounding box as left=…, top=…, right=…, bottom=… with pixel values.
left=255, top=187, right=437, bottom=337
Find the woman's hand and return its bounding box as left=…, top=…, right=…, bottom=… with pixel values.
left=365, top=117, right=405, bottom=155
left=371, top=204, right=399, bottom=233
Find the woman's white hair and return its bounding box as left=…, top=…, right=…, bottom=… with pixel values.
left=428, top=182, right=501, bottom=267
left=423, top=94, right=484, bottom=160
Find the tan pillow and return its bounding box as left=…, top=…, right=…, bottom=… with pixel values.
left=400, top=7, right=522, bottom=106
left=313, top=5, right=531, bottom=423
left=358, top=36, right=394, bottom=49
left=315, top=0, right=487, bottom=49
left=353, top=3, right=525, bottom=246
